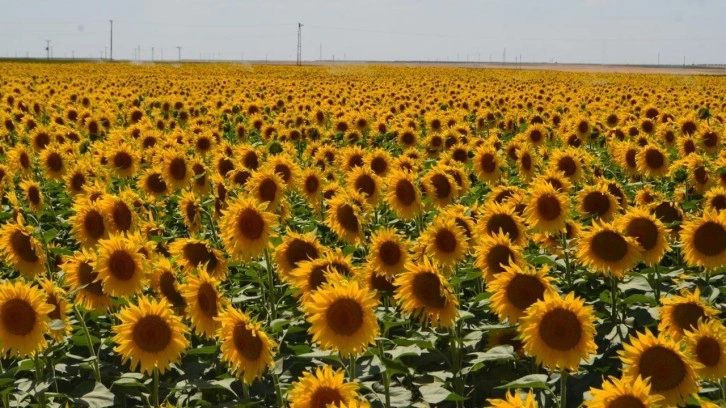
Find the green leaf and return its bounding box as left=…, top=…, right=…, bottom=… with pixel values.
left=496, top=374, right=550, bottom=390
left=49, top=319, right=66, bottom=331
left=419, top=383, right=452, bottom=404
left=81, top=382, right=115, bottom=408
left=623, top=294, right=657, bottom=306
left=187, top=345, right=218, bottom=355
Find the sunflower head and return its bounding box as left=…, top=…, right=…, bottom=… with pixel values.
left=219, top=197, right=277, bottom=261
left=487, top=262, right=556, bottom=323
left=216, top=306, right=276, bottom=383
left=0, top=221, right=47, bottom=278
left=394, top=257, right=459, bottom=328
left=524, top=182, right=570, bottom=234
left=680, top=211, right=726, bottom=269
left=585, top=375, right=663, bottom=408
left=385, top=169, right=422, bottom=220
left=475, top=232, right=525, bottom=283
left=0, top=280, right=55, bottom=357
left=658, top=288, right=719, bottom=340
left=576, top=222, right=641, bottom=279
left=288, top=365, right=360, bottom=408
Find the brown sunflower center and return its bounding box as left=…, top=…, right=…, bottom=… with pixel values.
left=336, top=204, right=359, bottom=233
left=378, top=241, right=402, bottom=266
left=159, top=271, right=185, bottom=307
left=196, top=282, right=218, bottom=318
left=480, top=153, right=496, bottom=173
left=285, top=239, right=319, bottom=269
left=692, top=221, right=726, bottom=256
left=520, top=152, right=532, bottom=171
left=371, top=157, right=388, bottom=174
left=258, top=178, right=278, bottom=203
left=71, top=173, right=86, bottom=191
left=169, top=157, right=187, bottom=181
left=243, top=152, right=259, bottom=170
left=487, top=214, right=520, bottom=241
left=78, top=262, right=104, bottom=295
left=304, top=175, right=320, bottom=194
left=652, top=202, right=682, bottom=225
left=486, top=245, right=514, bottom=275
left=132, top=315, right=172, bottom=353
left=109, top=250, right=136, bottom=281
left=308, top=266, right=328, bottom=290
left=638, top=345, right=686, bottom=392
left=217, top=158, right=234, bottom=176
left=83, top=210, right=106, bottom=240
left=430, top=174, right=451, bottom=199
left=506, top=274, right=546, bottom=312
left=644, top=149, right=664, bottom=169
left=395, top=179, right=416, bottom=206
left=557, top=156, right=577, bottom=176
left=590, top=230, right=628, bottom=262
left=146, top=173, right=167, bottom=193
left=10, top=230, right=39, bottom=263
left=354, top=174, right=376, bottom=197
left=625, top=149, right=637, bottom=168
left=625, top=218, right=658, bottom=251
left=348, top=154, right=364, bottom=169
left=46, top=152, right=63, bottom=172
left=694, top=166, right=708, bottom=184
left=232, top=322, right=263, bottom=360
left=582, top=192, right=611, bottom=218
left=672, top=303, right=706, bottom=333
left=608, top=395, right=646, bottom=408
left=112, top=202, right=133, bottom=231
left=310, top=387, right=344, bottom=408
left=182, top=242, right=218, bottom=272
left=326, top=298, right=364, bottom=336
left=412, top=272, right=446, bottom=309
left=536, top=194, right=562, bottom=221
left=435, top=228, right=458, bottom=254
left=538, top=308, right=582, bottom=351
left=47, top=293, right=62, bottom=321
left=711, top=195, right=726, bottom=211
left=695, top=336, right=721, bottom=367
left=27, top=185, right=41, bottom=205
left=2, top=298, right=36, bottom=336
left=113, top=151, right=132, bottom=170
left=237, top=209, right=265, bottom=241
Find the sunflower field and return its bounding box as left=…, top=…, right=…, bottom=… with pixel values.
left=0, top=62, right=724, bottom=408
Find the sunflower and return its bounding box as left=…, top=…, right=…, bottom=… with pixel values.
left=441, top=204, right=478, bottom=246
left=524, top=182, right=570, bottom=234
left=633, top=185, right=661, bottom=207
left=149, top=258, right=186, bottom=311
left=304, top=278, right=379, bottom=356
left=636, top=144, right=669, bottom=178
left=62, top=249, right=111, bottom=311
left=288, top=365, right=360, bottom=408
left=422, top=166, right=458, bottom=208
left=179, top=191, right=202, bottom=233
left=576, top=222, right=640, bottom=279
left=107, top=143, right=139, bottom=178
left=385, top=169, right=422, bottom=220
left=577, top=184, right=619, bottom=221
left=347, top=166, right=382, bottom=206
left=420, top=217, right=468, bottom=268
left=274, top=230, right=324, bottom=281
left=8, top=144, right=33, bottom=175
left=585, top=375, right=663, bottom=408
left=680, top=211, right=726, bottom=269
left=159, top=151, right=191, bottom=191
left=367, top=227, right=409, bottom=280
left=219, top=197, right=277, bottom=261
left=39, top=144, right=66, bottom=180
left=486, top=390, right=538, bottom=408
left=291, top=252, right=356, bottom=300
left=99, top=190, right=137, bottom=234
left=515, top=144, right=538, bottom=182
left=246, top=168, right=286, bottom=211
left=617, top=207, right=670, bottom=265
left=95, top=234, right=147, bottom=297
left=619, top=329, right=699, bottom=407
left=487, top=263, right=556, bottom=323
left=394, top=257, right=458, bottom=328
left=38, top=278, right=72, bottom=341
left=140, top=167, right=169, bottom=198
left=551, top=148, right=583, bottom=182
left=113, top=296, right=189, bottom=375
left=300, top=167, right=325, bottom=206
left=367, top=148, right=392, bottom=177
left=216, top=306, right=276, bottom=383
left=519, top=292, right=597, bottom=371
left=658, top=288, right=719, bottom=340
left=169, top=238, right=227, bottom=278
left=704, top=186, right=726, bottom=213
left=70, top=198, right=109, bottom=247
left=180, top=270, right=223, bottom=338
left=190, top=158, right=211, bottom=196
left=267, top=153, right=300, bottom=189
left=340, top=146, right=366, bottom=172
left=478, top=201, right=528, bottom=245
left=475, top=232, right=525, bottom=282
left=0, top=220, right=47, bottom=278
left=682, top=319, right=726, bottom=381
left=0, top=280, right=54, bottom=357
left=19, top=178, right=43, bottom=212
left=327, top=191, right=366, bottom=244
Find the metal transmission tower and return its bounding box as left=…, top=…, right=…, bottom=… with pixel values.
left=176, top=46, right=182, bottom=61
left=45, top=40, right=51, bottom=60
left=296, top=23, right=303, bottom=66
left=109, top=20, right=113, bottom=61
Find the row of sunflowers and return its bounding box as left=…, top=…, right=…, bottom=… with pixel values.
left=0, top=63, right=724, bottom=407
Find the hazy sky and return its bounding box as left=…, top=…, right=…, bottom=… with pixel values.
left=0, top=0, right=723, bottom=65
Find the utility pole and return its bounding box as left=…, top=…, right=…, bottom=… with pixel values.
left=176, top=46, right=182, bottom=61
left=657, top=53, right=660, bottom=65
left=109, top=20, right=113, bottom=61
left=152, top=47, right=155, bottom=61
left=503, top=48, right=506, bottom=64
left=296, top=22, right=303, bottom=66
left=45, top=40, right=51, bottom=60
left=319, top=43, right=322, bottom=61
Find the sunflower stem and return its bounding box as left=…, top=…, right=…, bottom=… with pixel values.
left=609, top=274, right=619, bottom=325
left=263, top=248, right=277, bottom=322
left=242, top=380, right=250, bottom=402
left=152, top=367, right=160, bottom=408
left=449, top=327, right=464, bottom=408
left=560, top=232, right=572, bottom=288
left=377, top=340, right=391, bottom=408
left=347, top=353, right=357, bottom=381
left=33, top=353, right=46, bottom=408
left=559, top=370, right=568, bottom=408
left=272, top=372, right=283, bottom=408
left=653, top=263, right=661, bottom=301
left=74, top=305, right=101, bottom=382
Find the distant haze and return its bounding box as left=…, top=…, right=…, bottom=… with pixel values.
left=0, top=0, right=723, bottom=65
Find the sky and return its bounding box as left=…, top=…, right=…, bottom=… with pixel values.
left=0, top=0, right=723, bottom=65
